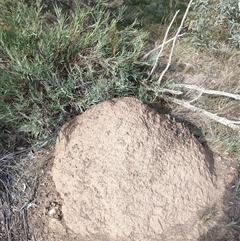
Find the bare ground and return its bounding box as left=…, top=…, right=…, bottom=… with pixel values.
left=26, top=146, right=240, bottom=241
left=25, top=98, right=240, bottom=241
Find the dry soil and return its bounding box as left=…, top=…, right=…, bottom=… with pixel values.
left=27, top=97, right=240, bottom=241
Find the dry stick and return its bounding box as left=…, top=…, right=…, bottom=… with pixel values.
left=175, top=84, right=240, bottom=100
left=158, top=0, right=194, bottom=84
left=148, top=10, right=180, bottom=78
left=23, top=210, right=28, bottom=241
left=140, top=81, right=183, bottom=96
left=168, top=97, right=240, bottom=131
left=142, top=34, right=185, bottom=60
left=189, top=92, right=203, bottom=103
left=160, top=88, right=183, bottom=95
left=228, top=51, right=240, bottom=62
left=6, top=216, right=12, bottom=241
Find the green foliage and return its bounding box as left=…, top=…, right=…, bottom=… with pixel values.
left=191, top=0, right=240, bottom=48
left=234, top=172, right=240, bottom=197
left=123, top=0, right=189, bottom=25
left=200, top=207, right=216, bottom=224
left=0, top=0, right=152, bottom=150
left=227, top=219, right=240, bottom=232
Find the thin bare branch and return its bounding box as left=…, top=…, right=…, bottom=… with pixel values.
left=142, top=34, right=185, bottom=60
left=148, top=10, right=180, bottom=78
left=139, top=81, right=182, bottom=95
left=158, top=0, right=194, bottom=84
left=160, top=89, right=183, bottom=95
left=168, top=97, right=240, bottom=131
left=189, top=92, right=203, bottom=103
left=175, top=84, right=240, bottom=100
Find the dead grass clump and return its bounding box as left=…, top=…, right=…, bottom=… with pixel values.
left=0, top=149, right=48, bottom=241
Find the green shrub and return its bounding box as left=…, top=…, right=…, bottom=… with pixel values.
left=118, top=0, right=189, bottom=26
left=0, top=0, right=151, bottom=150
left=191, top=0, right=240, bottom=48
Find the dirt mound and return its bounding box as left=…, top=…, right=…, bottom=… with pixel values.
left=52, top=97, right=217, bottom=241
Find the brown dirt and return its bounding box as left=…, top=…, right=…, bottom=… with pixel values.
left=27, top=97, right=240, bottom=241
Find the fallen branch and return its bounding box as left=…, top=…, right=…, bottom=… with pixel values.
left=168, top=97, right=240, bottom=131
left=175, top=84, right=240, bottom=100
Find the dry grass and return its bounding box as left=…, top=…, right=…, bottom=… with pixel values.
left=0, top=149, right=44, bottom=240
left=200, top=207, right=216, bottom=224
left=140, top=23, right=240, bottom=156
left=0, top=147, right=53, bottom=240
left=160, top=37, right=240, bottom=157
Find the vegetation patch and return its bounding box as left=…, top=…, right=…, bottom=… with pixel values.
left=0, top=0, right=152, bottom=150
left=190, top=0, right=240, bottom=49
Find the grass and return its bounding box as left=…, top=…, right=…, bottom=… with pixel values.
left=0, top=3, right=154, bottom=238
left=0, top=0, right=154, bottom=151
left=1, top=0, right=238, bottom=157
left=0, top=0, right=240, bottom=240
left=0, top=148, right=43, bottom=241
left=125, top=0, right=240, bottom=158
left=200, top=207, right=216, bottom=224
left=227, top=219, right=240, bottom=232
left=234, top=172, right=240, bottom=197
left=164, top=37, right=240, bottom=157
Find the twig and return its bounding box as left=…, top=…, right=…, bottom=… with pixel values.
left=140, top=81, right=182, bottom=95
left=168, top=97, right=240, bottom=131
left=228, top=51, right=240, bottom=62
left=23, top=210, right=28, bottom=241
left=158, top=0, right=193, bottom=84
left=148, top=10, right=180, bottom=78
left=142, top=34, right=185, bottom=60
left=6, top=216, right=12, bottom=241
left=160, top=89, right=183, bottom=95
left=175, top=84, right=240, bottom=100
left=189, top=92, right=203, bottom=103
